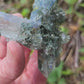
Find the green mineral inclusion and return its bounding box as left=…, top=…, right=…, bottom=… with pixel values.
left=0, top=0, right=65, bottom=78
left=21, top=2, right=65, bottom=77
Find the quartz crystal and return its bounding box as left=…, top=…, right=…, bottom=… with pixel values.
left=0, top=0, right=65, bottom=77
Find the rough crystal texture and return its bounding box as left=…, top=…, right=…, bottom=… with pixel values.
left=0, top=0, right=65, bottom=77
left=30, top=0, right=57, bottom=21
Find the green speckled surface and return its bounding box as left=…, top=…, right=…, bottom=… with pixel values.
left=0, top=0, right=65, bottom=77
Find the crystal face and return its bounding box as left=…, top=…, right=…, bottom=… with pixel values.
left=0, top=0, right=65, bottom=77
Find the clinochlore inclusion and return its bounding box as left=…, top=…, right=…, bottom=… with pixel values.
left=0, top=0, right=66, bottom=77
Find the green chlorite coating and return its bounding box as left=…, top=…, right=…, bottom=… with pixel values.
left=0, top=0, right=66, bottom=77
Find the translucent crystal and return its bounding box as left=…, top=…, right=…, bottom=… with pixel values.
left=0, top=0, right=65, bottom=77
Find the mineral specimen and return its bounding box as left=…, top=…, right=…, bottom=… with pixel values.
left=0, top=0, right=65, bottom=77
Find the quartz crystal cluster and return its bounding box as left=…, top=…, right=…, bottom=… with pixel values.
left=0, top=0, right=65, bottom=77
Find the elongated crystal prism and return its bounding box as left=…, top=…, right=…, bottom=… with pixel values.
left=0, top=12, right=42, bottom=49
